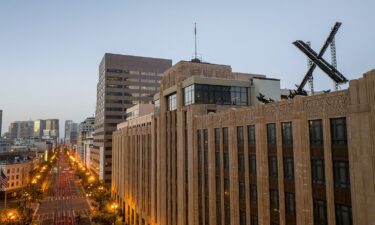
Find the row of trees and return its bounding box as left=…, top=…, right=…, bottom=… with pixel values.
left=66, top=150, right=122, bottom=225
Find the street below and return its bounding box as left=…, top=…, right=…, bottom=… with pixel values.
left=33, top=151, right=90, bottom=225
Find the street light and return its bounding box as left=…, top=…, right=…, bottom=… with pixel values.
left=109, top=202, right=119, bottom=225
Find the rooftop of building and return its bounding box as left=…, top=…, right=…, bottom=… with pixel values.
left=0, top=151, right=36, bottom=165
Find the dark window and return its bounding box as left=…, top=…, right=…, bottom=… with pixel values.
left=314, top=199, right=327, bottom=225
left=267, top=123, right=276, bottom=145
left=269, top=156, right=278, bottom=178
left=284, top=156, right=294, bottom=180
left=224, top=153, right=229, bottom=170
left=224, top=179, right=230, bottom=198
left=333, top=160, right=350, bottom=189
left=335, top=204, right=352, bottom=225
left=215, top=152, right=220, bottom=169
left=312, top=159, right=325, bottom=186
left=331, top=118, right=347, bottom=145
left=240, top=210, right=246, bottom=225
left=270, top=189, right=279, bottom=211
left=194, top=84, right=248, bottom=106
left=285, top=192, right=296, bottom=216
left=250, top=184, right=257, bottom=205
left=223, top=127, right=228, bottom=147
left=237, top=126, right=244, bottom=145
left=249, top=154, right=256, bottom=175
left=309, top=120, right=323, bottom=145
left=248, top=125, right=256, bottom=145
left=282, top=122, right=293, bottom=145
left=238, top=153, right=244, bottom=172
left=215, top=128, right=220, bottom=145
left=251, top=216, right=258, bottom=225
left=239, top=182, right=245, bottom=199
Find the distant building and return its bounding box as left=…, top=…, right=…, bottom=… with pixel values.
left=77, top=117, right=94, bottom=169
left=34, top=119, right=46, bottom=138
left=0, top=138, right=12, bottom=152
left=64, top=120, right=78, bottom=147
left=0, top=151, right=40, bottom=192
left=8, top=121, right=34, bottom=140
left=0, top=110, right=2, bottom=137
left=92, top=53, right=172, bottom=182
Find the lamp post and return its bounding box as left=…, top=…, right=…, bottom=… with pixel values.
left=110, top=202, right=119, bottom=225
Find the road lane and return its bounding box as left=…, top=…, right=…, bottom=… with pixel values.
left=34, top=152, right=90, bottom=225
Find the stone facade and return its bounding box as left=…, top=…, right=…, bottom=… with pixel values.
left=112, top=61, right=375, bottom=225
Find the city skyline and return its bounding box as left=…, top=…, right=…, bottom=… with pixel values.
left=0, top=1, right=374, bottom=132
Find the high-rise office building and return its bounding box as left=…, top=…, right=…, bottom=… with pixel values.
left=92, top=53, right=172, bottom=182
left=64, top=120, right=78, bottom=147
left=0, top=110, right=2, bottom=137
left=111, top=62, right=375, bottom=225
left=8, top=121, right=34, bottom=140
left=34, top=119, right=46, bottom=138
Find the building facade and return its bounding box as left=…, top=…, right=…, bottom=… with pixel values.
left=34, top=119, right=46, bottom=138
left=77, top=117, right=95, bottom=168
left=92, top=53, right=172, bottom=182
left=64, top=120, right=78, bottom=147
left=0, top=110, right=2, bottom=137
left=0, top=153, right=38, bottom=192
left=112, top=61, right=375, bottom=225
left=8, top=121, right=34, bottom=140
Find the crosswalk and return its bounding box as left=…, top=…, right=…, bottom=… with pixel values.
left=34, top=209, right=90, bottom=221
left=43, top=195, right=85, bottom=201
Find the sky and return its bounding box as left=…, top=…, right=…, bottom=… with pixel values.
left=0, top=0, right=374, bottom=135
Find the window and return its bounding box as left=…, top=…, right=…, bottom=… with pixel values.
left=224, top=179, right=230, bottom=198
left=249, top=154, right=256, bottom=175
left=267, top=123, right=276, bottom=145
left=284, top=157, right=294, bottom=180
left=215, top=128, right=220, bottom=145
left=193, top=84, right=248, bottom=106
left=312, top=159, right=325, bottom=185
left=248, top=125, right=256, bottom=145
left=314, top=199, right=327, bottom=225
left=168, top=94, right=177, bottom=111
left=224, top=153, right=229, bottom=170
left=239, top=182, right=245, bottom=199
left=250, top=184, right=257, bottom=205
left=184, top=85, right=195, bottom=106
left=154, top=100, right=160, bottom=113
left=285, top=192, right=296, bottom=216
left=269, top=156, right=278, bottom=178
left=270, top=189, right=279, bottom=211
left=335, top=204, right=352, bottom=225
left=331, top=118, right=347, bottom=145
left=237, top=126, right=244, bottom=145
left=333, top=160, right=350, bottom=189
left=240, top=210, right=246, bottom=225
left=309, top=120, right=323, bottom=145
left=238, top=153, right=244, bottom=172
left=215, top=152, right=220, bottom=169
left=223, top=127, right=228, bottom=147
left=282, top=122, right=293, bottom=145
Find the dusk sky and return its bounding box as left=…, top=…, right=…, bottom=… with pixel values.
left=0, top=0, right=374, bottom=135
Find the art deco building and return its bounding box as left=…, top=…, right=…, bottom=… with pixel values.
left=92, top=53, right=172, bottom=183
left=113, top=60, right=375, bottom=225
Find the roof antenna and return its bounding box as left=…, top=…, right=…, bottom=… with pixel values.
left=192, top=22, right=201, bottom=62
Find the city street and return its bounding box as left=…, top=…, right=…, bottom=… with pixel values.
left=33, top=152, right=90, bottom=225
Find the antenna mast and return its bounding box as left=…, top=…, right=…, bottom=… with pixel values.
left=192, top=22, right=201, bottom=62
left=194, top=22, right=197, bottom=59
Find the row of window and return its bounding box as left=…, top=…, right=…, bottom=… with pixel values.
left=184, top=84, right=248, bottom=106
